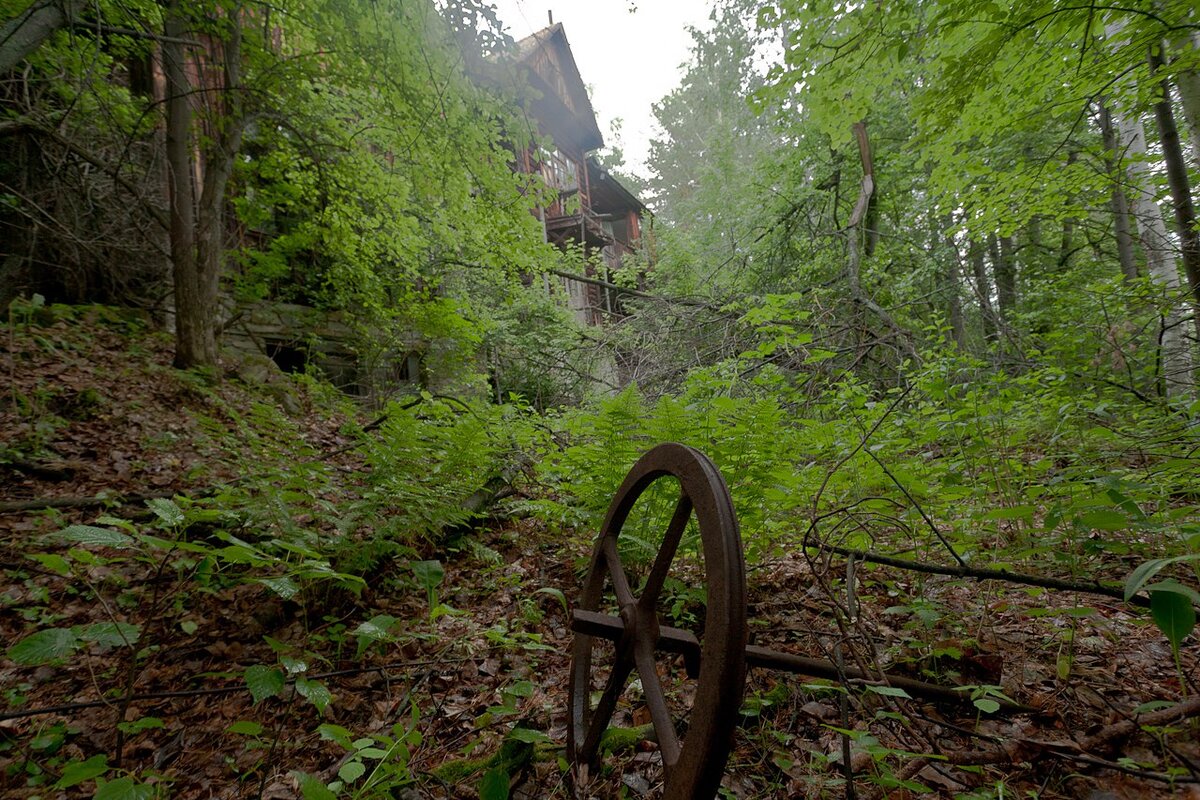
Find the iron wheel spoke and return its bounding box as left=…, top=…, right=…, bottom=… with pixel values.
left=580, top=648, right=635, bottom=761
left=635, top=642, right=681, bottom=768
left=602, top=535, right=637, bottom=606
left=638, top=492, right=693, bottom=613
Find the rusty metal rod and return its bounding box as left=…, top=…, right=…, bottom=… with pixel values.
left=572, top=609, right=1033, bottom=714
left=572, top=608, right=701, bottom=678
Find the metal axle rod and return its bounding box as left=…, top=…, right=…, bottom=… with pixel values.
left=572, top=609, right=1032, bottom=713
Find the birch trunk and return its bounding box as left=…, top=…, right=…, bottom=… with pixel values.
left=1149, top=49, right=1200, bottom=320
left=1168, top=31, right=1200, bottom=162
left=1113, top=112, right=1194, bottom=396
left=1106, top=20, right=1194, bottom=398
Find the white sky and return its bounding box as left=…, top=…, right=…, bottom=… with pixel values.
left=488, top=1, right=716, bottom=178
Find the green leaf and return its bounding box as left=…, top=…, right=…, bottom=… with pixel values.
left=534, top=587, right=568, bottom=614
left=8, top=627, right=79, bottom=665
left=1126, top=558, right=1170, bottom=600
left=95, top=515, right=138, bottom=533
left=292, top=771, right=337, bottom=800
left=257, top=576, right=300, bottom=600
left=94, top=776, right=153, bottom=800
left=412, top=560, right=444, bottom=591
left=117, top=716, right=163, bottom=734
left=1144, top=580, right=1200, bottom=605
left=973, top=698, right=1001, bottom=714
left=864, top=685, right=912, bottom=699
left=27, top=552, right=71, bottom=575
left=179, top=620, right=198, bottom=635
left=77, top=621, right=141, bottom=648
left=55, top=754, right=108, bottom=788
left=317, top=723, right=354, bottom=749
left=216, top=544, right=267, bottom=565
left=58, top=525, right=135, bottom=549
left=145, top=497, right=185, bottom=527
left=244, top=665, right=285, bottom=704
left=338, top=760, right=366, bottom=783
left=1125, top=555, right=1200, bottom=600
left=981, top=505, right=1035, bottom=521
left=1132, top=700, right=1176, bottom=714
left=479, top=766, right=510, bottom=800
left=353, top=614, right=398, bottom=641
left=1077, top=509, right=1127, bottom=531
left=506, top=727, right=553, bottom=744
left=280, top=654, right=308, bottom=674
left=357, top=747, right=388, bottom=759
left=30, top=726, right=67, bottom=752
left=1149, top=586, right=1197, bottom=653
left=296, top=677, right=332, bottom=714
left=228, top=721, right=265, bottom=736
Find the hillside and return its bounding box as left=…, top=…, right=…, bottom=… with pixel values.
left=2, top=306, right=1197, bottom=798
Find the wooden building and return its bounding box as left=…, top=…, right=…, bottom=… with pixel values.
left=504, top=23, right=651, bottom=326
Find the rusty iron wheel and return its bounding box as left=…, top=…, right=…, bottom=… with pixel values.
left=568, top=443, right=747, bottom=800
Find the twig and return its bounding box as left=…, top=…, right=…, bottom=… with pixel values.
left=67, top=21, right=201, bottom=46
left=0, top=657, right=483, bottom=722
left=863, top=697, right=1200, bottom=799
left=861, top=445, right=965, bottom=568
left=0, top=491, right=178, bottom=514
left=805, top=383, right=916, bottom=545
left=814, top=543, right=1153, bottom=608
left=1080, top=694, right=1200, bottom=752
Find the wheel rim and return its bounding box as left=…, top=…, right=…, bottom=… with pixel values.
left=568, top=443, right=747, bottom=800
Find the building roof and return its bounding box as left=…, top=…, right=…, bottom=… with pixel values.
left=510, top=24, right=604, bottom=153
left=586, top=157, right=647, bottom=217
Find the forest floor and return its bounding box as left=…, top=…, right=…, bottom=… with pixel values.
left=1, top=307, right=1198, bottom=799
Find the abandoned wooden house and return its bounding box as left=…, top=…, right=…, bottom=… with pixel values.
left=504, top=22, right=651, bottom=327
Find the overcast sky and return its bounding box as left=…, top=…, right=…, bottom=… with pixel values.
left=487, top=1, right=716, bottom=179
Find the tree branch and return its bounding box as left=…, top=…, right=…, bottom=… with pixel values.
left=27, top=123, right=169, bottom=231
left=815, top=543, right=1155, bottom=608
left=0, top=0, right=86, bottom=74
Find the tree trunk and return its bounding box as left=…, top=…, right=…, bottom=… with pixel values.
left=1058, top=218, right=1074, bottom=269
left=945, top=252, right=966, bottom=349
left=1149, top=49, right=1200, bottom=328
left=1114, top=105, right=1193, bottom=397
left=1097, top=101, right=1139, bottom=281
left=1168, top=31, right=1200, bottom=163
left=165, top=4, right=247, bottom=370
left=989, top=233, right=1016, bottom=324
left=1106, top=19, right=1194, bottom=398
left=939, top=219, right=965, bottom=350
left=969, top=239, right=998, bottom=343
left=163, top=3, right=207, bottom=369
left=0, top=0, right=85, bottom=74
left=192, top=11, right=245, bottom=369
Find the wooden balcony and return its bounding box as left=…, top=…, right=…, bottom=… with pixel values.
left=545, top=209, right=613, bottom=250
